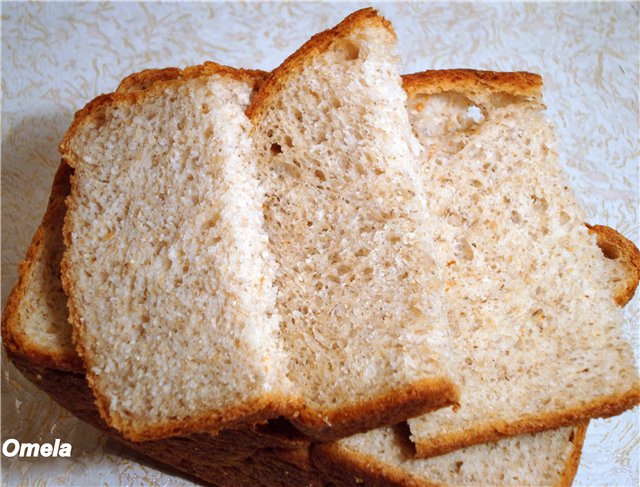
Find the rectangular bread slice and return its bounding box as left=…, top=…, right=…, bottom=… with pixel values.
left=57, top=62, right=294, bottom=441
left=0, top=161, right=586, bottom=487
left=402, top=70, right=640, bottom=456
left=5, top=65, right=639, bottom=487
left=246, top=7, right=458, bottom=439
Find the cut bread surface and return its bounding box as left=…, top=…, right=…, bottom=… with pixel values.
left=403, top=69, right=640, bottom=456
left=59, top=63, right=293, bottom=441
left=247, top=8, right=457, bottom=436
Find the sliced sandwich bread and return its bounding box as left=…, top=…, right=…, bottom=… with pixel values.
left=246, top=7, right=458, bottom=438
left=399, top=69, right=640, bottom=456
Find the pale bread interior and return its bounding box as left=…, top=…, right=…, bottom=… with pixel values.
left=405, top=79, right=639, bottom=452
left=249, top=15, right=454, bottom=414
left=61, top=72, right=290, bottom=438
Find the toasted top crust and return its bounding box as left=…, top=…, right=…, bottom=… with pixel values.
left=402, top=69, right=542, bottom=99
left=246, top=8, right=394, bottom=122
left=58, top=61, right=267, bottom=160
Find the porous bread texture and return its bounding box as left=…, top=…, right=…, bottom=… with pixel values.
left=403, top=70, right=640, bottom=456
left=248, top=8, right=457, bottom=435
left=316, top=424, right=586, bottom=487
left=59, top=65, right=293, bottom=441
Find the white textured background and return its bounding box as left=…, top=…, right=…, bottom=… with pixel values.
left=1, top=2, right=638, bottom=486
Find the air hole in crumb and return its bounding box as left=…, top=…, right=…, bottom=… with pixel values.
left=511, top=211, right=522, bottom=224
left=201, top=103, right=210, bottom=114
left=270, top=143, right=282, bottom=155
left=284, top=135, right=293, bottom=148
left=336, top=39, right=360, bottom=60
left=454, top=238, right=474, bottom=260
left=466, top=105, right=485, bottom=123
left=306, top=221, right=313, bottom=227
left=455, top=461, right=463, bottom=473
left=559, top=211, right=571, bottom=224
left=93, top=111, right=107, bottom=129
left=389, top=235, right=401, bottom=244
left=598, top=241, right=620, bottom=260
left=531, top=195, right=549, bottom=211
left=446, top=212, right=465, bottom=227
left=355, top=248, right=370, bottom=257
left=471, top=179, right=482, bottom=188
left=337, top=265, right=351, bottom=275
left=363, top=267, right=373, bottom=275
left=314, top=169, right=326, bottom=181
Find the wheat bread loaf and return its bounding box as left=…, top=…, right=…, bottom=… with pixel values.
left=246, top=7, right=458, bottom=438
left=5, top=64, right=640, bottom=486
left=58, top=62, right=297, bottom=441
left=400, top=69, right=640, bottom=456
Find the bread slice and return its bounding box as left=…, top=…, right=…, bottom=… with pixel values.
left=246, top=7, right=458, bottom=438
left=5, top=65, right=639, bottom=487
left=1, top=163, right=81, bottom=372
left=399, top=69, right=640, bottom=456
left=58, top=62, right=297, bottom=441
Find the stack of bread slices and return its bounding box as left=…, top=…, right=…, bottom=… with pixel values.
left=3, top=8, right=639, bottom=486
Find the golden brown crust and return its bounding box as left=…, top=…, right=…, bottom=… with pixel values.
left=402, top=69, right=542, bottom=99
left=558, top=423, right=588, bottom=487
left=116, top=67, right=183, bottom=92
left=246, top=8, right=394, bottom=122
left=58, top=61, right=267, bottom=159
left=1, top=162, right=82, bottom=372
left=293, top=377, right=459, bottom=441
left=587, top=223, right=640, bottom=306
left=413, top=391, right=639, bottom=458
